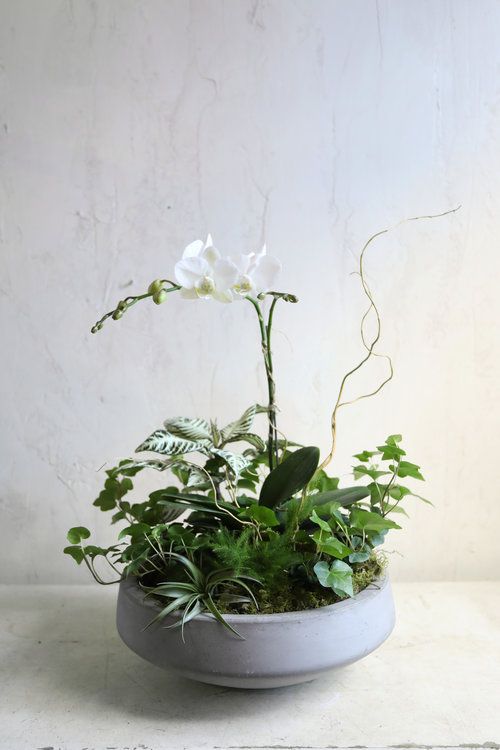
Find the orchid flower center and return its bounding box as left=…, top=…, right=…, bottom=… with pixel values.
left=234, top=274, right=253, bottom=295
left=195, top=275, right=216, bottom=297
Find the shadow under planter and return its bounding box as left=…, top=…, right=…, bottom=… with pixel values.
left=116, top=575, right=395, bottom=689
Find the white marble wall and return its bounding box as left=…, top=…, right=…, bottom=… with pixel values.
left=1, top=0, right=499, bottom=584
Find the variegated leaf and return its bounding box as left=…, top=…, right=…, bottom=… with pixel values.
left=208, top=447, right=252, bottom=476
left=136, top=430, right=208, bottom=456
left=163, top=416, right=212, bottom=442
left=160, top=503, right=185, bottom=523
left=118, top=458, right=176, bottom=472
left=184, top=464, right=209, bottom=488
left=220, top=405, right=257, bottom=444
left=227, top=432, right=266, bottom=452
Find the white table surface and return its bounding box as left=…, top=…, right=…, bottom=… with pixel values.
left=1, top=582, right=499, bottom=750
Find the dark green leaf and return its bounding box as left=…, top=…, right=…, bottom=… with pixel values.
left=259, top=446, right=320, bottom=508
left=93, top=489, right=116, bottom=511
left=63, top=546, right=85, bottom=564
left=244, top=504, right=280, bottom=527
left=309, top=486, right=371, bottom=508
left=118, top=523, right=152, bottom=541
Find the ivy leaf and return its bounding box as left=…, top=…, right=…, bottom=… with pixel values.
left=308, top=470, right=340, bottom=493
left=259, top=446, right=320, bottom=508
left=353, top=465, right=390, bottom=481
left=391, top=460, right=425, bottom=481
left=67, top=527, right=91, bottom=544
left=82, top=545, right=108, bottom=558
left=353, top=450, right=377, bottom=463
left=386, top=434, right=403, bottom=445
left=311, top=532, right=351, bottom=559
left=314, top=560, right=354, bottom=597
left=64, top=546, right=85, bottom=564
left=349, top=549, right=371, bottom=563
left=350, top=509, right=401, bottom=532
left=244, top=504, right=280, bottom=528
left=136, top=430, right=209, bottom=456
left=310, top=509, right=332, bottom=533
left=377, top=443, right=406, bottom=461
left=118, top=523, right=152, bottom=541
left=93, top=489, right=117, bottom=511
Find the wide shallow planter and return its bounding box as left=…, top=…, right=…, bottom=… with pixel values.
left=116, top=575, right=395, bottom=689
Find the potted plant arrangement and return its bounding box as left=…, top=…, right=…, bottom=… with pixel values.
left=65, top=218, right=447, bottom=688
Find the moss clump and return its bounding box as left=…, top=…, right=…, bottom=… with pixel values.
left=218, top=553, right=385, bottom=615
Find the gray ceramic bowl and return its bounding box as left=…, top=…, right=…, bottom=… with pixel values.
left=116, top=575, right=395, bottom=688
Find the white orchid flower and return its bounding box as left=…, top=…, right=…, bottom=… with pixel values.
left=174, top=235, right=238, bottom=303
left=233, top=245, right=281, bottom=297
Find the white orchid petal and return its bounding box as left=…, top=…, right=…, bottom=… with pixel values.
left=182, top=240, right=204, bottom=258
left=213, top=289, right=234, bottom=303
left=180, top=286, right=199, bottom=300
left=251, top=255, right=281, bottom=293
left=202, top=246, right=221, bottom=266
left=205, top=233, right=214, bottom=248
left=174, top=256, right=210, bottom=288
left=213, top=258, right=239, bottom=290
left=235, top=253, right=253, bottom=274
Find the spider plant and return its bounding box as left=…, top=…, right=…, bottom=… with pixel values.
left=142, top=552, right=260, bottom=640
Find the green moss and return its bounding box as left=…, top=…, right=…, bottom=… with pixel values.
left=218, top=552, right=386, bottom=615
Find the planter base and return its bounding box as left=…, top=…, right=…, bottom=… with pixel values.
left=116, top=575, right=395, bottom=689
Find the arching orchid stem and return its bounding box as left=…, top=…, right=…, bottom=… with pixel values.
left=90, top=279, right=181, bottom=333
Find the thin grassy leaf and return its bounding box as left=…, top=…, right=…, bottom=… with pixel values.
left=204, top=594, right=244, bottom=639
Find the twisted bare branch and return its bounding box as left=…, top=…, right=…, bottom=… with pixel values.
left=319, top=205, right=461, bottom=471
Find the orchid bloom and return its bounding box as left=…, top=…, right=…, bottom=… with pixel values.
left=174, top=235, right=238, bottom=303
left=233, top=245, right=281, bottom=298
left=175, top=236, right=281, bottom=303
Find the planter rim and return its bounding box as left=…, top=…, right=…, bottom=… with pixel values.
left=124, top=573, right=390, bottom=623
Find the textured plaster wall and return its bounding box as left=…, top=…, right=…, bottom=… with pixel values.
left=1, top=0, right=499, bottom=584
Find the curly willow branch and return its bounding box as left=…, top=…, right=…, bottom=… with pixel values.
left=319, top=205, right=461, bottom=472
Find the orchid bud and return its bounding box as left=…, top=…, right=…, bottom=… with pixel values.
left=148, top=279, right=165, bottom=295
left=112, top=309, right=123, bottom=320
left=153, top=289, right=168, bottom=305
left=117, top=300, right=127, bottom=311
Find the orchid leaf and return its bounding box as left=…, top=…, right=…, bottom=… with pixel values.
left=259, top=446, right=320, bottom=508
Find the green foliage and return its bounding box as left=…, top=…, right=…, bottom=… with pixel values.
left=259, top=446, right=320, bottom=508
left=65, top=430, right=426, bottom=627
left=66, top=527, right=90, bottom=544
left=144, top=552, right=259, bottom=640
left=243, top=504, right=280, bottom=528
left=314, top=560, right=354, bottom=597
